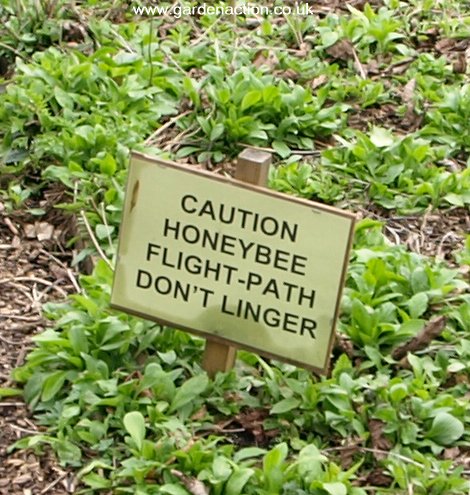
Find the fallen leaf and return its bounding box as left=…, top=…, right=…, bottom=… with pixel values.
left=326, top=39, right=355, bottom=61
left=338, top=438, right=362, bottom=469
left=24, top=224, right=36, bottom=239
left=435, top=38, right=456, bottom=53
left=368, top=419, right=392, bottom=460
left=334, top=334, right=354, bottom=358
left=311, top=74, right=328, bottom=90
left=252, top=50, right=279, bottom=70
left=452, top=52, right=467, bottom=74
left=191, top=406, right=208, bottom=421
left=443, top=446, right=460, bottom=460
left=298, top=42, right=311, bottom=58
left=36, top=222, right=54, bottom=241
left=401, top=78, right=420, bottom=127
left=275, top=68, right=299, bottom=80
left=402, top=78, right=416, bottom=108
left=366, top=468, right=393, bottom=487
left=365, top=59, right=380, bottom=75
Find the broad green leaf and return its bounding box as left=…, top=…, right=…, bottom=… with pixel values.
left=324, top=482, right=347, bottom=495
left=225, top=467, right=254, bottom=495
left=427, top=412, right=464, bottom=445
left=54, top=87, right=74, bottom=109
left=212, top=456, right=232, bottom=480
left=447, top=362, right=466, bottom=373
left=263, top=443, right=287, bottom=492
left=140, top=362, right=164, bottom=390
left=95, top=224, right=115, bottom=240
left=68, top=326, right=89, bottom=354
left=389, top=383, right=407, bottom=403
left=183, top=76, right=201, bottom=107
left=351, top=299, right=372, bottom=332
left=123, top=411, right=146, bottom=450
left=98, top=154, right=117, bottom=176
left=57, top=439, right=82, bottom=465
left=0, top=387, right=21, bottom=397
left=411, top=268, right=429, bottom=293
left=41, top=371, right=68, bottom=402
left=114, top=51, right=141, bottom=65
left=445, top=193, right=464, bottom=207
left=169, top=373, right=209, bottom=412
left=241, top=90, right=261, bottom=111
left=62, top=405, right=81, bottom=419
left=176, top=146, right=201, bottom=158
left=270, top=397, right=300, bottom=414
left=370, top=127, right=394, bottom=148
left=248, top=129, right=268, bottom=141
left=160, top=484, right=189, bottom=495
left=408, top=292, right=428, bottom=318
left=82, top=473, right=112, bottom=489
left=233, top=447, right=266, bottom=462
left=321, top=31, right=339, bottom=47
left=272, top=140, right=291, bottom=158
left=210, top=123, right=225, bottom=141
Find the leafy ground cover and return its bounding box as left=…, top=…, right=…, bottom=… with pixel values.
left=0, top=0, right=470, bottom=494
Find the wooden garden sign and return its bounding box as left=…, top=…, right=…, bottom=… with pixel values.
left=111, top=150, right=355, bottom=375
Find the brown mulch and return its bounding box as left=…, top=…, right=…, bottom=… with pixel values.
left=0, top=187, right=79, bottom=495
left=358, top=206, right=470, bottom=265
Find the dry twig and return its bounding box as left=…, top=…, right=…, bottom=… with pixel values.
left=79, top=210, right=113, bottom=270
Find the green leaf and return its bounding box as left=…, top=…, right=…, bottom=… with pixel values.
left=321, top=31, right=339, bottom=47
left=272, top=141, right=291, bottom=158
left=56, top=439, right=82, bottom=465
left=444, top=193, right=464, bottom=207
left=389, top=383, right=407, bottom=403
left=351, top=299, right=372, bottom=332
left=263, top=443, right=288, bottom=492
left=160, top=484, right=190, bottom=495
left=233, top=447, right=266, bottom=462
left=62, top=405, right=81, bottom=419
left=95, top=224, right=115, bottom=240
left=225, top=467, right=254, bottom=495
left=370, top=127, right=394, bottom=148
left=114, top=51, right=142, bottom=65
left=82, top=473, right=112, bottom=489
left=176, top=146, right=201, bottom=158
left=408, top=292, right=428, bottom=318
left=324, top=482, right=347, bottom=495
left=183, top=76, right=201, bottom=107
left=411, top=268, right=429, bottom=293
left=98, top=154, right=117, bottom=176
left=241, top=90, right=262, bottom=111
left=123, top=411, right=146, bottom=450
left=212, top=456, right=232, bottom=480
left=210, top=123, right=225, bottom=141
left=0, top=387, right=21, bottom=397
left=427, top=412, right=464, bottom=445
left=270, top=397, right=300, bottom=414
left=169, top=373, right=209, bottom=412
left=41, top=371, right=68, bottom=402
left=54, top=87, right=74, bottom=109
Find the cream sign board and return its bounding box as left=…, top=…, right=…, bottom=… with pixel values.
left=111, top=152, right=355, bottom=373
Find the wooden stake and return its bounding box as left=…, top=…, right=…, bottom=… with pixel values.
left=202, top=148, right=272, bottom=377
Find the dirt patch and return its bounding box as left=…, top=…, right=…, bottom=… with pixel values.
left=359, top=206, right=470, bottom=264
left=0, top=188, right=79, bottom=494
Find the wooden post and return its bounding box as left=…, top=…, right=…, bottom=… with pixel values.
left=202, top=148, right=272, bottom=377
